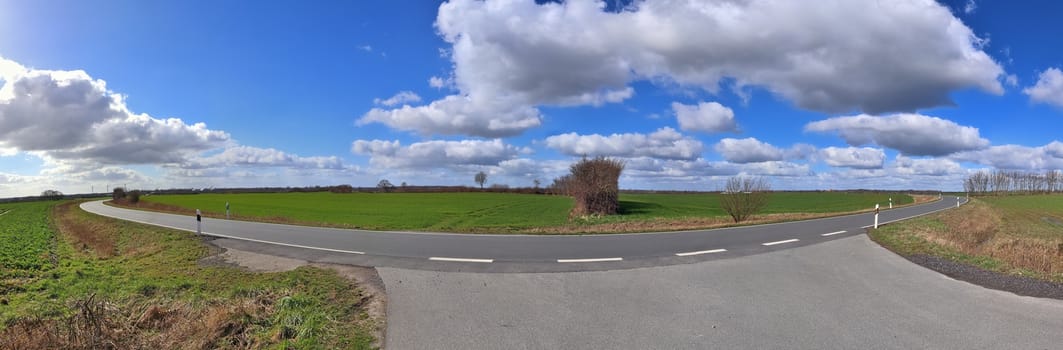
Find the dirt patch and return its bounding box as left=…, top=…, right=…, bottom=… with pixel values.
left=1043, top=216, right=1063, bottom=227
left=905, top=254, right=1063, bottom=300
left=198, top=243, right=388, bottom=348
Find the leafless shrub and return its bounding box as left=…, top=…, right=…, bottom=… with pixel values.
left=719, top=176, right=771, bottom=223
left=566, top=157, right=624, bottom=217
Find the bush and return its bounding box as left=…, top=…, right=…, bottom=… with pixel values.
left=112, top=188, right=126, bottom=201
left=566, top=157, right=624, bottom=217
left=128, top=190, right=142, bottom=204
left=719, top=176, right=771, bottom=223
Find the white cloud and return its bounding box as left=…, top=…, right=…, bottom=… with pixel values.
left=373, top=91, right=422, bottom=107
left=0, top=59, right=230, bottom=165
left=672, top=101, right=737, bottom=133
left=176, top=146, right=346, bottom=170
left=713, top=137, right=783, bottom=163
left=428, top=76, right=447, bottom=89
left=359, top=95, right=542, bottom=138
left=359, top=45, right=373, bottom=52
left=1023, top=68, right=1063, bottom=108
left=964, top=0, right=977, bottom=14
left=892, top=156, right=963, bottom=176
left=805, top=113, right=989, bottom=156
left=351, top=138, right=524, bottom=169
left=1005, top=74, right=1019, bottom=87
left=544, top=127, right=703, bottom=160
left=950, top=142, right=1063, bottom=170
left=433, top=0, right=1002, bottom=115
left=818, top=147, right=885, bottom=169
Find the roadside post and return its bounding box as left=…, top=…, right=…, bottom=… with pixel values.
left=196, top=209, right=202, bottom=235
left=873, top=204, right=880, bottom=229
left=226, top=202, right=230, bottom=220
left=957, top=197, right=960, bottom=208
left=889, top=197, right=893, bottom=209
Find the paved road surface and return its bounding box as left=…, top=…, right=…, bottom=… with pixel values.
left=81, top=197, right=963, bottom=272
left=80, top=197, right=1063, bottom=348
left=380, top=235, right=1063, bottom=349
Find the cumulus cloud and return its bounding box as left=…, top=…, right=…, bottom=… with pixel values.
left=176, top=146, right=346, bottom=170
left=964, top=0, right=977, bottom=14
left=892, top=156, right=963, bottom=176
left=362, top=0, right=1003, bottom=137
left=373, top=91, right=422, bottom=106
left=805, top=113, right=989, bottom=156
left=950, top=142, right=1063, bottom=170
left=358, top=95, right=542, bottom=137
left=672, top=101, right=737, bottom=133
left=544, top=127, right=703, bottom=160
left=713, top=138, right=783, bottom=163
left=437, top=0, right=1001, bottom=113
left=0, top=57, right=230, bottom=165
left=351, top=138, right=524, bottom=169
left=1023, top=68, right=1063, bottom=108
left=818, top=147, right=886, bottom=169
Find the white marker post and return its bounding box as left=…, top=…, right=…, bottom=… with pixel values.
left=889, top=197, right=893, bottom=209
left=873, top=204, right=880, bottom=229
left=957, top=197, right=960, bottom=208
left=225, top=202, right=230, bottom=220
left=196, top=209, right=202, bottom=235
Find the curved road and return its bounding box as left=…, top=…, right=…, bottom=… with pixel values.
left=80, top=197, right=1063, bottom=348
left=83, top=197, right=963, bottom=272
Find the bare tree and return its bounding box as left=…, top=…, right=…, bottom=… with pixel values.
left=719, top=176, right=771, bottom=223
left=533, top=178, right=541, bottom=189
left=474, top=171, right=487, bottom=189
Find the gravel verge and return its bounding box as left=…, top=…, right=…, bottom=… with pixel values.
left=906, top=254, right=1063, bottom=300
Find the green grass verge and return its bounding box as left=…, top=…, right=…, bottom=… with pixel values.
left=1, top=201, right=377, bottom=349
left=870, top=195, right=1063, bottom=283
left=141, top=191, right=913, bottom=232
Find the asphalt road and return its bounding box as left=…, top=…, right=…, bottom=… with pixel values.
left=379, top=235, right=1063, bottom=349
left=80, top=197, right=1063, bottom=348
left=81, top=197, right=965, bottom=272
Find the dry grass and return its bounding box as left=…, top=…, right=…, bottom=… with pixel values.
left=0, top=292, right=281, bottom=350
left=876, top=198, right=1063, bottom=281
left=54, top=201, right=116, bottom=258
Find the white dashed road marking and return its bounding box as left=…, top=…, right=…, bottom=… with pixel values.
left=762, top=239, right=799, bottom=246
left=821, top=230, right=847, bottom=236
left=558, top=257, right=623, bottom=263
left=429, top=257, right=494, bottom=263
left=675, top=249, right=727, bottom=257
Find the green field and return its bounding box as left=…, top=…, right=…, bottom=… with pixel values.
left=1, top=201, right=379, bottom=349
left=871, top=194, right=1063, bottom=283
left=140, top=191, right=914, bottom=232
left=0, top=201, right=55, bottom=289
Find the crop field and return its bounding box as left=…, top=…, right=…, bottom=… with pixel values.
left=871, top=194, right=1063, bottom=283
left=0, top=201, right=56, bottom=292
left=1, top=201, right=380, bottom=349
left=139, top=191, right=914, bottom=233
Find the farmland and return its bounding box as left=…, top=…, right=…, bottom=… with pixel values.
left=0, top=200, right=380, bottom=349
left=0, top=201, right=56, bottom=294
left=137, top=191, right=915, bottom=233
left=871, top=194, right=1063, bottom=283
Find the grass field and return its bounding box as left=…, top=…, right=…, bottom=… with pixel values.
left=0, top=201, right=379, bottom=349
left=871, top=194, right=1063, bottom=283
left=138, top=191, right=914, bottom=233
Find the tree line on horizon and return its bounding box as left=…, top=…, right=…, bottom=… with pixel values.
left=963, top=170, right=1063, bottom=195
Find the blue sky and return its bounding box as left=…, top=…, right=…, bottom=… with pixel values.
left=1, top=0, right=1062, bottom=197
